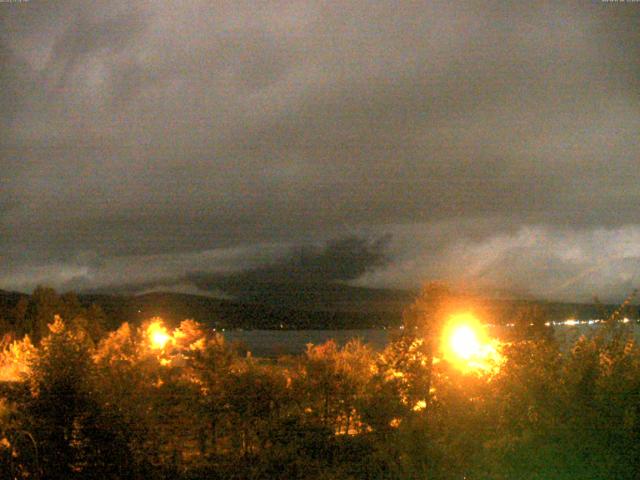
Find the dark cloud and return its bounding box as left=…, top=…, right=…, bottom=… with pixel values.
left=187, top=237, right=389, bottom=305
left=188, top=237, right=389, bottom=295
left=1, top=1, right=639, bottom=300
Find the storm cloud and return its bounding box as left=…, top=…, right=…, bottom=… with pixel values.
left=187, top=235, right=390, bottom=301
left=1, top=1, right=639, bottom=301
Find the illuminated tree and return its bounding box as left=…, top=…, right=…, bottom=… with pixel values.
left=93, top=322, right=156, bottom=476
left=400, top=282, right=455, bottom=399
left=294, top=340, right=374, bottom=433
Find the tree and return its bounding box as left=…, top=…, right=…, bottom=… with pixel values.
left=27, top=287, right=63, bottom=343
left=295, top=340, right=373, bottom=433
left=26, top=316, right=100, bottom=478
left=11, top=296, right=29, bottom=336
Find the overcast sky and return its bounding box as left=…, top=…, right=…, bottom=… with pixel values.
left=1, top=1, right=639, bottom=302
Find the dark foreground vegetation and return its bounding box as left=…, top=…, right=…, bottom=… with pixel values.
left=1, top=285, right=640, bottom=479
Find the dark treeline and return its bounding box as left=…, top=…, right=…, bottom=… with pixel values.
left=0, top=287, right=109, bottom=343
left=0, top=287, right=405, bottom=332
left=1, top=285, right=640, bottom=479
left=1, top=287, right=638, bottom=335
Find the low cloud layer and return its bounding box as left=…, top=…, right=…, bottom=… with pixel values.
left=1, top=1, right=639, bottom=301
left=187, top=236, right=389, bottom=301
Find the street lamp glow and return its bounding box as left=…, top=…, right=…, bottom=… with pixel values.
left=449, top=324, right=481, bottom=360
left=147, top=321, right=171, bottom=350
left=442, top=313, right=502, bottom=374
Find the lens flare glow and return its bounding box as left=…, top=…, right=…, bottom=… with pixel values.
left=147, top=321, right=170, bottom=350
left=441, top=313, right=502, bottom=374
left=449, top=325, right=481, bottom=360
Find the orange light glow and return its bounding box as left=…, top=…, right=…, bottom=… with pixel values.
left=147, top=321, right=171, bottom=350
left=0, top=336, right=35, bottom=382
left=450, top=325, right=481, bottom=360
left=441, top=313, right=502, bottom=374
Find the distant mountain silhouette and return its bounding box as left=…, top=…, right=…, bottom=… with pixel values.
left=76, top=288, right=409, bottom=330
left=1, top=288, right=638, bottom=333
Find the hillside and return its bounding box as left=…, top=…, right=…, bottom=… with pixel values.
left=1, top=288, right=638, bottom=332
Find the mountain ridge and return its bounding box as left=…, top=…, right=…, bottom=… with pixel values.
left=2, top=287, right=639, bottom=333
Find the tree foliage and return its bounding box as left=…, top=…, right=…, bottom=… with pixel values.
left=1, top=287, right=640, bottom=479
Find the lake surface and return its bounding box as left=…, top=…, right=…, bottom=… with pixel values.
left=223, top=329, right=391, bottom=357
left=223, top=323, right=640, bottom=357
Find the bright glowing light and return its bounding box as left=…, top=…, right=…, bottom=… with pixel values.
left=0, top=336, right=35, bottom=382
left=441, top=313, right=502, bottom=374
left=151, top=330, right=170, bottom=349
left=413, top=400, right=427, bottom=412
left=147, top=321, right=171, bottom=350
left=450, top=325, right=481, bottom=360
